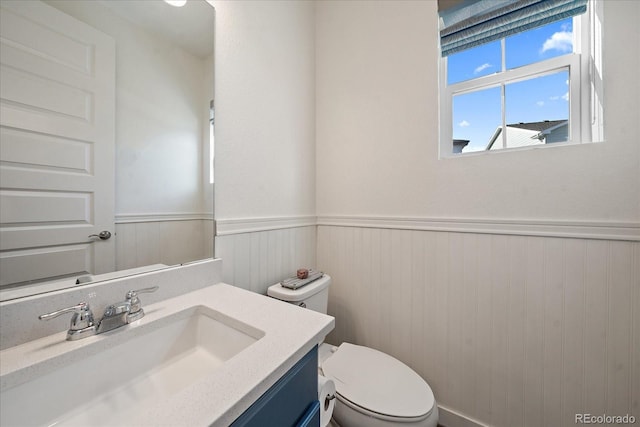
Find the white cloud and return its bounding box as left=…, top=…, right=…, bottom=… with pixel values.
left=550, top=92, right=569, bottom=101
left=458, top=120, right=470, bottom=127
left=474, top=63, right=492, bottom=74
left=536, top=101, right=545, bottom=107
left=541, top=31, right=573, bottom=54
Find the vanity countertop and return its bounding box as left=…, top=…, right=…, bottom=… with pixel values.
left=0, top=283, right=335, bottom=426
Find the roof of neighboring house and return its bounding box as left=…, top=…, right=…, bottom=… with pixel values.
left=507, top=120, right=567, bottom=132
left=453, top=138, right=470, bottom=153
left=485, top=119, right=568, bottom=150
left=531, top=120, right=568, bottom=140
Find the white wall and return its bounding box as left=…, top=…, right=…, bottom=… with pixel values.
left=318, top=227, right=639, bottom=427
left=213, top=0, right=316, bottom=221
left=115, top=219, right=213, bottom=271
left=315, top=1, right=640, bottom=427
left=216, top=226, right=316, bottom=295
left=212, top=0, right=317, bottom=288
left=315, top=0, right=639, bottom=222
left=113, top=34, right=205, bottom=216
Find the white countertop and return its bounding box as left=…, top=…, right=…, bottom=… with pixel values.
left=0, top=283, right=335, bottom=426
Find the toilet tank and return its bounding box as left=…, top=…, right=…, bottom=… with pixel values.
left=267, top=274, right=331, bottom=314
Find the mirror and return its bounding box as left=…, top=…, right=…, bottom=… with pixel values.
left=0, top=0, right=215, bottom=301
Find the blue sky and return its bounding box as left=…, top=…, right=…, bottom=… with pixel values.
left=449, top=18, right=573, bottom=152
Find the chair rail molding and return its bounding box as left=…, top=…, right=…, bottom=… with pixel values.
left=115, top=213, right=214, bottom=223
left=316, top=215, right=640, bottom=241
left=216, top=216, right=318, bottom=236
left=213, top=214, right=639, bottom=240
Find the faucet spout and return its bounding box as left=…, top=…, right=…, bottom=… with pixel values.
left=96, top=301, right=131, bottom=334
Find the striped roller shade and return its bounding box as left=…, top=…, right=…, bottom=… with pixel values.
left=439, top=0, right=588, bottom=56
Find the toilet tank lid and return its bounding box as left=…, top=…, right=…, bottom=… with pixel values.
left=321, top=343, right=435, bottom=419
left=267, top=274, right=331, bottom=302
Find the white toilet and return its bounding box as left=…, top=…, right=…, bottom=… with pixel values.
left=267, top=274, right=439, bottom=427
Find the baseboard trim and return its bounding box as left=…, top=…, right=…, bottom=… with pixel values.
left=438, top=405, right=488, bottom=427
left=216, top=216, right=317, bottom=236
left=317, top=215, right=640, bottom=241
left=115, top=213, right=214, bottom=224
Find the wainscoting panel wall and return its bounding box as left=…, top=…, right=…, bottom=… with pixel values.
left=317, top=225, right=639, bottom=427
left=115, top=219, right=214, bottom=270
left=215, top=226, right=316, bottom=294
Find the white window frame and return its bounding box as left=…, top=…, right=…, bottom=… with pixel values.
left=439, top=1, right=602, bottom=157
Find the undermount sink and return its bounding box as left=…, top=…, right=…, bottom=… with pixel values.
left=0, top=305, right=264, bottom=426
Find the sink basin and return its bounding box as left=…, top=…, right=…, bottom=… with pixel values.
left=0, top=305, right=264, bottom=426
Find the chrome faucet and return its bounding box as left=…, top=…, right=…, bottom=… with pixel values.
left=39, top=286, right=159, bottom=341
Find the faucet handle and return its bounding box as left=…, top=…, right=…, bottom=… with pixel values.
left=39, top=302, right=96, bottom=341
left=125, top=286, right=159, bottom=300
left=125, top=286, right=159, bottom=322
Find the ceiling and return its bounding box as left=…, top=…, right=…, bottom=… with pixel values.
left=98, top=0, right=215, bottom=58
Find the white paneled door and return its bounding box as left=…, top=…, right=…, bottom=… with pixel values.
left=0, top=0, right=115, bottom=287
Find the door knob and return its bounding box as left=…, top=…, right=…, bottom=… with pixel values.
left=88, top=231, right=112, bottom=240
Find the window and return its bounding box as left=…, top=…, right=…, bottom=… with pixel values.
left=439, top=0, right=603, bottom=156
left=209, top=99, right=215, bottom=184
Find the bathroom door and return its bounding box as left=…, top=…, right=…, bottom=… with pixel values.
left=0, top=0, right=115, bottom=286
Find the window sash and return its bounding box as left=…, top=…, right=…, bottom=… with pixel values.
left=440, top=53, right=581, bottom=156
left=446, top=53, right=577, bottom=95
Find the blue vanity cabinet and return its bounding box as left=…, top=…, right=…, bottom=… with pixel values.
left=230, top=346, right=319, bottom=427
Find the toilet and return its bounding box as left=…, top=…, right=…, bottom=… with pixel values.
left=267, top=274, right=439, bottom=427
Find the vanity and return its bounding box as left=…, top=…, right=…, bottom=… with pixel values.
left=0, top=260, right=334, bottom=426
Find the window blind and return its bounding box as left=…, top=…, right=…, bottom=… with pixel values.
left=439, top=0, right=588, bottom=56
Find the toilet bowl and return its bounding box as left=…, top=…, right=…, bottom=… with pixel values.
left=267, top=275, right=439, bottom=427
left=319, top=342, right=438, bottom=427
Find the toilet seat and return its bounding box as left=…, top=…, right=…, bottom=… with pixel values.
left=335, top=393, right=430, bottom=424
left=321, top=343, right=435, bottom=421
